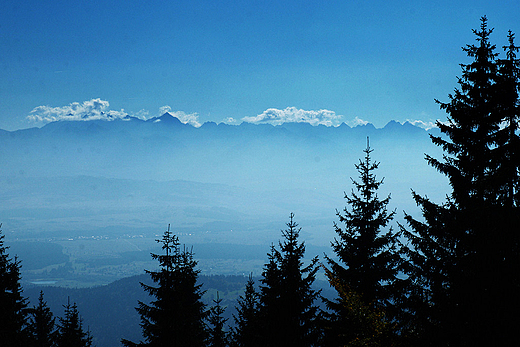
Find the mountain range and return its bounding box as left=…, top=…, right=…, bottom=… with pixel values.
left=1, top=114, right=448, bottom=245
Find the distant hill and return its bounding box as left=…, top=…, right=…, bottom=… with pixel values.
left=24, top=274, right=247, bottom=347
left=23, top=273, right=336, bottom=347
left=0, top=117, right=448, bottom=245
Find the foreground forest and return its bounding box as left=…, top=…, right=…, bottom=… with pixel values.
left=2, top=17, right=520, bottom=346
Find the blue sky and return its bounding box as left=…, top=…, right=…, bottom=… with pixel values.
left=1, top=0, right=519, bottom=130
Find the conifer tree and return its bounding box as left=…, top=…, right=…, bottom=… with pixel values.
left=257, top=214, right=320, bottom=347
left=0, top=225, right=30, bottom=347
left=401, top=17, right=520, bottom=345
left=494, top=31, right=520, bottom=342
left=322, top=267, right=392, bottom=347
left=231, top=274, right=261, bottom=347
left=55, top=298, right=92, bottom=347
left=27, top=291, right=57, bottom=347
left=398, top=193, right=455, bottom=345
left=494, top=30, right=520, bottom=207
left=122, top=225, right=207, bottom=347
left=207, top=292, right=229, bottom=347
left=429, top=16, right=501, bottom=205
left=322, top=139, right=399, bottom=346
left=327, top=138, right=398, bottom=306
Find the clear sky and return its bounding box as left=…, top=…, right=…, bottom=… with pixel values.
left=1, top=0, right=519, bottom=130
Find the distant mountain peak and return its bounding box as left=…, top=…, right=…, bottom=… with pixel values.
left=147, top=112, right=184, bottom=126
left=384, top=120, right=424, bottom=129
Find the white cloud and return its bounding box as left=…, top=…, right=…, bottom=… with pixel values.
left=158, top=105, right=201, bottom=127
left=158, top=105, right=172, bottom=116
left=134, top=109, right=150, bottom=120
left=345, top=116, right=369, bottom=127
left=406, top=119, right=439, bottom=131
left=27, top=100, right=202, bottom=127
left=27, top=98, right=128, bottom=123
left=242, top=107, right=343, bottom=127
left=223, top=117, right=238, bottom=124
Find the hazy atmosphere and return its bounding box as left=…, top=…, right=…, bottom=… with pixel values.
left=1, top=1, right=519, bottom=347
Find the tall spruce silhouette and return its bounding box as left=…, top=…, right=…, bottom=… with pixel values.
left=55, top=298, right=92, bottom=347
left=322, top=139, right=399, bottom=346
left=121, top=225, right=207, bottom=347
left=401, top=16, right=520, bottom=345
left=495, top=30, right=520, bottom=207
left=26, top=291, right=57, bottom=347
left=257, top=214, right=320, bottom=347
left=230, top=274, right=261, bottom=347
left=0, top=225, right=30, bottom=347
left=207, top=292, right=229, bottom=347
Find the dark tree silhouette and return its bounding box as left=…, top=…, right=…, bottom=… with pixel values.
left=231, top=274, right=261, bottom=347
left=257, top=213, right=321, bottom=347
left=55, top=298, right=92, bottom=347
left=322, top=267, right=392, bottom=347
left=401, top=16, right=520, bottom=345
left=322, top=139, right=400, bottom=346
left=121, top=225, right=207, bottom=347
left=26, top=291, right=57, bottom=347
left=0, top=225, right=30, bottom=347
left=207, top=292, right=229, bottom=347
left=494, top=30, right=520, bottom=207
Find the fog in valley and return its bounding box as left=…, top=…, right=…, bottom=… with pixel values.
left=1, top=115, right=448, bottom=287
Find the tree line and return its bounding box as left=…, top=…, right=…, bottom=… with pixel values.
left=1, top=16, right=519, bottom=346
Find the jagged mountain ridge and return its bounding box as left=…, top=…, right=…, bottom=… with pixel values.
left=0, top=114, right=440, bottom=182
left=0, top=115, right=448, bottom=243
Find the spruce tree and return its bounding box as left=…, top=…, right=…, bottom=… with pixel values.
left=257, top=214, right=320, bottom=347
left=322, top=267, right=391, bottom=347
left=494, top=31, right=520, bottom=342
left=0, top=225, right=30, bottom=347
left=401, top=17, right=520, bottom=345
left=27, top=291, right=57, bottom=347
left=327, top=138, right=398, bottom=306
left=121, top=225, right=207, bottom=347
left=55, top=298, right=92, bottom=347
left=231, top=274, right=261, bottom=347
left=322, top=139, right=399, bottom=346
left=399, top=193, right=456, bottom=345
left=207, top=292, right=229, bottom=347
left=494, top=30, right=520, bottom=207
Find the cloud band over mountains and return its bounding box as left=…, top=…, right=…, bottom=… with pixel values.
left=27, top=99, right=129, bottom=123
left=26, top=99, right=202, bottom=127
left=26, top=98, right=437, bottom=130
left=158, top=106, right=201, bottom=127
left=242, top=107, right=343, bottom=127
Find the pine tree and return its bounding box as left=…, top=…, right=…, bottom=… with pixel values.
left=399, top=193, right=456, bottom=345
left=121, top=225, right=207, bottom=347
left=26, top=291, right=57, bottom=347
left=257, top=214, right=320, bottom=347
left=322, top=139, right=399, bottom=346
left=494, top=30, right=520, bottom=342
left=327, top=138, right=398, bottom=306
left=231, top=274, right=261, bottom=347
left=207, top=292, right=229, bottom=347
left=0, top=225, right=30, bottom=347
left=494, top=30, right=520, bottom=207
left=401, top=17, right=520, bottom=345
left=429, top=16, right=502, bottom=205
left=322, top=267, right=391, bottom=347
left=55, top=298, right=92, bottom=347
